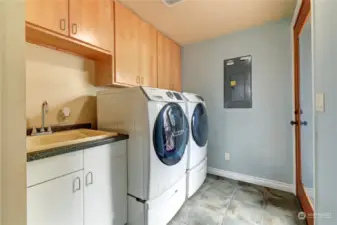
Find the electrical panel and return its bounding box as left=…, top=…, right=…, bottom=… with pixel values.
left=224, top=55, right=252, bottom=108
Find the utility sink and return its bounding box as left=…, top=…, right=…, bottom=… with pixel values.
left=27, top=129, right=118, bottom=153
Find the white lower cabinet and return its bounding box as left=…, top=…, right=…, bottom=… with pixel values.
left=84, top=141, right=127, bottom=225
left=27, top=141, right=127, bottom=225
left=27, top=170, right=84, bottom=225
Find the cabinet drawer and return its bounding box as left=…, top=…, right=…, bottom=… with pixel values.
left=27, top=151, right=83, bottom=187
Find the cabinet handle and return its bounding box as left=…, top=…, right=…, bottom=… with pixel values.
left=136, top=76, right=140, bottom=84
left=59, top=19, right=66, bottom=31
left=141, top=76, right=144, bottom=85
left=73, top=177, right=81, bottom=193
left=85, top=172, right=93, bottom=186
left=72, top=23, right=77, bottom=34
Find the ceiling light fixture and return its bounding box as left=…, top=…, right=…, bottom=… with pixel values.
left=162, top=0, right=184, bottom=7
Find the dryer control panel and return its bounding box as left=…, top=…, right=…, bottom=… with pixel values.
left=182, top=92, right=204, bottom=103
left=142, top=87, right=184, bottom=102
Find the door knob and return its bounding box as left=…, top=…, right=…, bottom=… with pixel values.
left=290, top=120, right=298, bottom=125
left=301, top=121, right=308, bottom=126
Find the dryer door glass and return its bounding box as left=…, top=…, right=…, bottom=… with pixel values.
left=192, top=103, right=208, bottom=147
left=153, top=103, right=189, bottom=166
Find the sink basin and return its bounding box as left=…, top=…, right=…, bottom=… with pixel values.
left=27, top=129, right=118, bottom=153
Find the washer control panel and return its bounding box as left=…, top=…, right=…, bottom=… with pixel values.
left=182, top=92, right=204, bottom=103
left=166, top=91, right=174, bottom=99
left=142, top=87, right=185, bottom=102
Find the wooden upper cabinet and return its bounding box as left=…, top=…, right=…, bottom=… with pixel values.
left=69, top=0, right=113, bottom=51
left=171, top=42, right=182, bottom=92
left=26, top=0, right=69, bottom=35
left=101, top=2, right=158, bottom=88
left=114, top=1, right=139, bottom=86
left=158, top=32, right=182, bottom=91
left=26, top=0, right=180, bottom=89
left=139, top=21, right=158, bottom=88
left=157, top=32, right=172, bottom=90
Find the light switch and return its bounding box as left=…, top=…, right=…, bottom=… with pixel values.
left=315, top=93, right=325, bottom=112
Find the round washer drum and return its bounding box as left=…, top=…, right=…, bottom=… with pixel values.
left=153, top=103, right=189, bottom=166
left=191, top=103, right=208, bottom=147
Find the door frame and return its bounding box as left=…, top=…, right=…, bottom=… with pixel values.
left=293, top=0, right=314, bottom=224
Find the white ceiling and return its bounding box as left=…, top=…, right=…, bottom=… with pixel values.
left=118, top=0, right=296, bottom=45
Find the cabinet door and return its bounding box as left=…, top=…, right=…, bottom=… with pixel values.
left=69, top=0, right=113, bottom=51
left=26, top=0, right=69, bottom=35
left=84, top=141, right=127, bottom=225
left=115, top=1, right=139, bottom=86
left=158, top=32, right=172, bottom=90
left=27, top=171, right=83, bottom=225
left=171, top=41, right=182, bottom=92
left=139, top=21, right=158, bottom=88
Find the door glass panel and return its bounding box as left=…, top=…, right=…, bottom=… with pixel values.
left=192, top=103, right=208, bottom=147
left=153, top=103, right=189, bottom=166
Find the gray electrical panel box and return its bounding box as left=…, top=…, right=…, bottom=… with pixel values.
left=224, top=55, right=252, bottom=108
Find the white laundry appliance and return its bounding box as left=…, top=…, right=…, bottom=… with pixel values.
left=182, top=92, right=208, bottom=198
left=97, top=87, right=189, bottom=225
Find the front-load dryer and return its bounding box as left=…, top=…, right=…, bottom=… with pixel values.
left=97, top=87, right=189, bottom=225
left=182, top=92, right=208, bottom=198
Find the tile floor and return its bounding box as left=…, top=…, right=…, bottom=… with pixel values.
left=169, top=175, right=307, bottom=225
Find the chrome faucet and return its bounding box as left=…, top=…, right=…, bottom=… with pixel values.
left=30, top=101, right=52, bottom=136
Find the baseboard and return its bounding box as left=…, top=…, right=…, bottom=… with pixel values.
left=208, top=167, right=294, bottom=193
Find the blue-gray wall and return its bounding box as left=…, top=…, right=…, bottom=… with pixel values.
left=299, top=21, right=314, bottom=189
left=182, top=19, right=293, bottom=184
left=313, top=1, right=337, bottom=224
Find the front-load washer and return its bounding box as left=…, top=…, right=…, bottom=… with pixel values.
left=182, top=92, right=208, bottom=198
left=97, top=87, right=189, bottom=225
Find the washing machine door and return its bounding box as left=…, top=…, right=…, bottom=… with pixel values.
left=191, top=103, right=208, bottom=147
left=153, top=103, right=189, bottom=166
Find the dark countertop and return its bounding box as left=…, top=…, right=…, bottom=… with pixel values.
left=27, top=134, right=129, bottom=162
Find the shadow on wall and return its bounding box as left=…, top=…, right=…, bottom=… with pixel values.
left=26, top=42, right=95, bottom=72
left=26, top=96, right=98, bottom=129
left=26, top=43, right=108, bottom=129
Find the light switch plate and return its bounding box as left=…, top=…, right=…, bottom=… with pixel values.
left=315, top=93, right=325, bottom=112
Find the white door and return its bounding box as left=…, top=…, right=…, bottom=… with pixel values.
left=84, top=141, right=127, bottom=225
left=27, top=170, right=84, bottom=225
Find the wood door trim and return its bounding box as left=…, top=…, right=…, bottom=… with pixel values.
left=294, top=0, right=311, bottom=36
left=298, top=182, right=314, bottom=225
left=293, top=0, right=314, bottom=225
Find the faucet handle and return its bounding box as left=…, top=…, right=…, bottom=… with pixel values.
left=47, top=126, right=52, bottom=133
left=31, top=127, right=38, bottom=136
